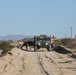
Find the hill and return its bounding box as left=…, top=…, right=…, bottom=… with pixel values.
left=0, top=35, right=33, bottom=41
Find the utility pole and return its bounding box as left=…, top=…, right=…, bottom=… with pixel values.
left=70, top=27, right=73, bottom=39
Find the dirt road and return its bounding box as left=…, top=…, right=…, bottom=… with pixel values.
left=0, top=48, right=76, bottom=75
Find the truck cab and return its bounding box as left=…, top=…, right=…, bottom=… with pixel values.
left=34, top=35, right=53, bottom=51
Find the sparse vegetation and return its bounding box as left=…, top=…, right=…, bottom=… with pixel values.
left=60, top=38, right=76, bottom=49
left=17, top=44, right=22, bottom=48
left=0, top=41, right=14, bottom=55
left=53, top=38, right=76, bottom=49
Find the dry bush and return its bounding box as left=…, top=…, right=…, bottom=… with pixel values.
left=0, top=41, right=14, bottom=55
left=60, top=38, right=76, bottom=49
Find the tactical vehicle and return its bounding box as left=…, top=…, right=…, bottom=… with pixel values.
left=34, top=35, right=53, bottom=51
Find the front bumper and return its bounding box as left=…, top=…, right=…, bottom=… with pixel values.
left=37, top=42, right=50, bottom=48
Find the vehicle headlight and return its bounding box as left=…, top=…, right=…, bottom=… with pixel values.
left=38, top=43, right=41, bottom=45
left=46, top=43, right=48, bottom=45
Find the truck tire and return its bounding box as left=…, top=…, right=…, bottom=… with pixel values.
left=34, top=46, right=37, bottom=51
left=48, top=45, right=52, bottom=51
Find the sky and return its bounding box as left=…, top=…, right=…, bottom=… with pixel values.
left=0, top=0, right=76, bottom=38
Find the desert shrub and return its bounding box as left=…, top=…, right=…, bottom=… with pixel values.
left=8, top=40, right=14, bottom=43
left=0, top=41, right=14, bottom=55
left=60, top=38, right=76, bottom=49
left=60, top=38, right=71, bottom=45
left=17, top=44, right=22, bottom=48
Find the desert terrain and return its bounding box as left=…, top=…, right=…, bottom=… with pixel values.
left=0, top=45, right=76, bottom=75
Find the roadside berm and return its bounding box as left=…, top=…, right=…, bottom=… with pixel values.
left=0, top=46, right=76, bottom=75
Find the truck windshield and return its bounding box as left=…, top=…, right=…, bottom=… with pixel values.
left=37, top=37, right=50, bottom=41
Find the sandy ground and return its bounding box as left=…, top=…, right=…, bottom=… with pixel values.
left=0, top=47, right=76, bottom=75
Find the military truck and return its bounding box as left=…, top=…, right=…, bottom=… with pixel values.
left=34, top=35, right=53, bottom=51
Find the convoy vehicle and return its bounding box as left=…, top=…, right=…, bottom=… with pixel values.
left=34, top=35, right=53, bottom=51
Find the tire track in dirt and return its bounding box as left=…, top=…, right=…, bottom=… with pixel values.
left=44, top=51, right=76, bottom=75
left=0, top=48, right=76, bottom=75
left=37, top=52, right=64, bottom=75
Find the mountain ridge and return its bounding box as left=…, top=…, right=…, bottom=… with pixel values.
left=0, top=35, right=34, bottom=41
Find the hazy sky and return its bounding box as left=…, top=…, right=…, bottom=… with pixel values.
left=0, top=0, right=76, bottom=38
